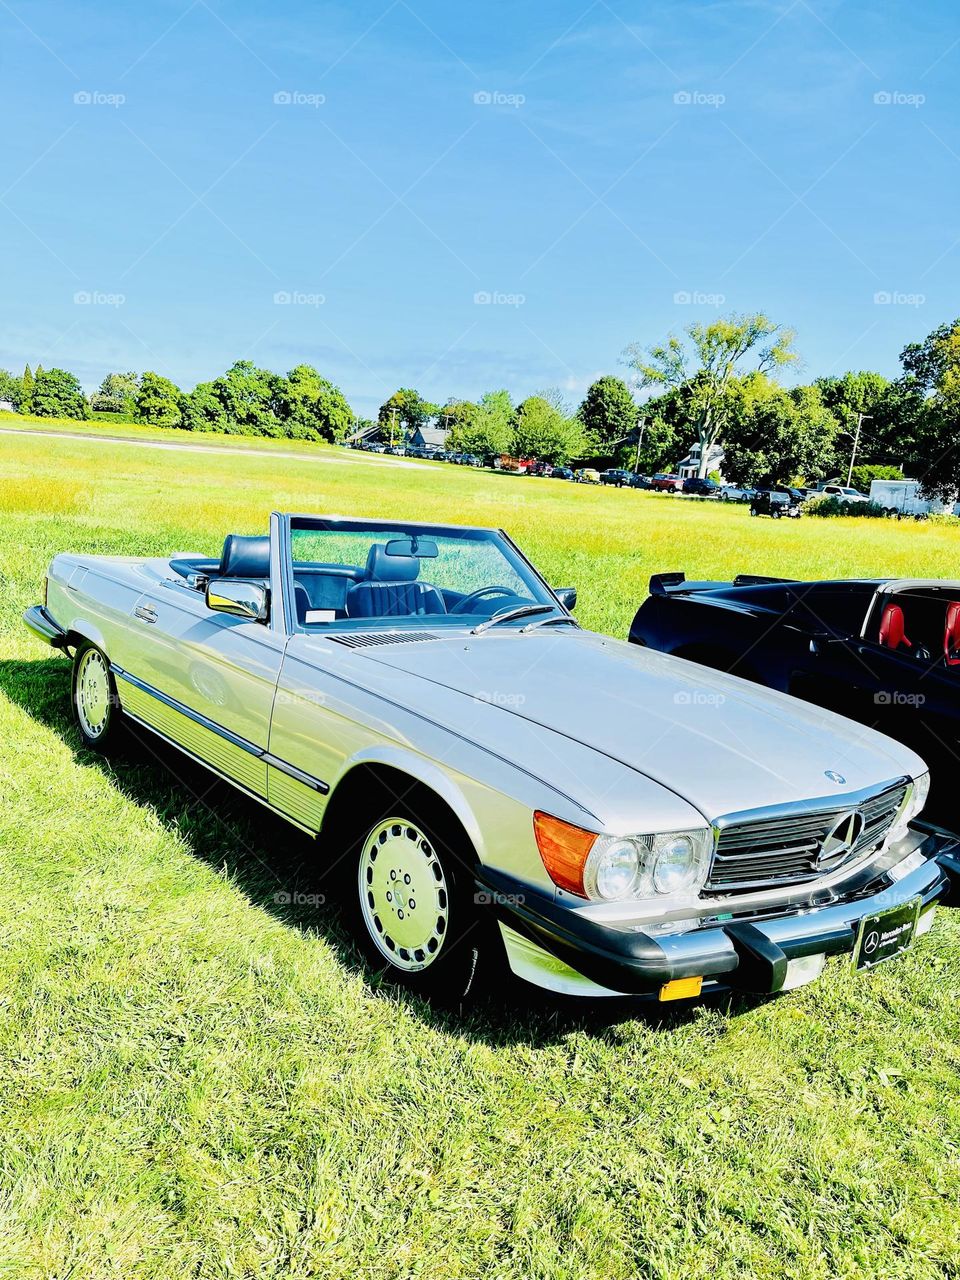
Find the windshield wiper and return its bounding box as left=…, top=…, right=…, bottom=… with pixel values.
left=470, top=604, right=557, bottom=634
left=518, top=615, right=580, bottom=632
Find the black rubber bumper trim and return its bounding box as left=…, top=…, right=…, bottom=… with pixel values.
left=478, top=840, right=959, bottom=996
left=22, top=605, right=67, bottom=649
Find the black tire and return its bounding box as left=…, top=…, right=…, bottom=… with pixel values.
left=331, top=783, right=496, bottom=1005
left=771, top=508, right=782, bottom=519
left=71, top=641, right=123, bottom=752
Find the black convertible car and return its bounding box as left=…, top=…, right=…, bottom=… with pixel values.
left=630, top=573, right=960, bottom=824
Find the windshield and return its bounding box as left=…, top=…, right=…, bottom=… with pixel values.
left=288, top=517, right=558, bottom=629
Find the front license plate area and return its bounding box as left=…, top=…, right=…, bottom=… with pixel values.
left=853, top=897, right=921, bottom=970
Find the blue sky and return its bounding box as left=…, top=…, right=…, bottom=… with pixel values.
left=1, top=0, right=958, bottom=417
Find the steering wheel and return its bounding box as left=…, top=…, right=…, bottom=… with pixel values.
left=449, top=586, right=519, bottom=615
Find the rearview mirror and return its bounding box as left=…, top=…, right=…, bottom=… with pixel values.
left=553, top=587, right=577, bottom=611
left=206, top=578, right=268, bottom=622
left=385, top=536, right=439, bottom=558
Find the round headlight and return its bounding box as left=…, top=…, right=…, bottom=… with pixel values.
left=585, top=838, right=641, bottom=900
left=652, top=834, right=697, bottom=894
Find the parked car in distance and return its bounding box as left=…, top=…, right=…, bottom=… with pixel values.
left=26, top=516, right=958, bottom=1007
left=629, top=571, right=960, bottom=827
left=629, top=474, right=653, bottom=490
left=682, top=477, right=721, bottom=497
left=529, top=461, right=555, bottom=477
left=651, top=473, right=684, bottom=492
left=574, top=468, right=601, bottom=484
left=750, top=489, right=803, bottom=519
left=720, top=483, right=756, bottom=502
left=551, top=466, right=575, bottom=481
left=600, top=468, right=635, bottom=487
left=816, top=483, right=869, bottom=504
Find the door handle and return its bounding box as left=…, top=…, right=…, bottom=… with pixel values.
left=134, top=604, right=158, bottom=624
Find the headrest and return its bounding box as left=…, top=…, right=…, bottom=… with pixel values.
left=879, top=602, right=909, bottom=650
left=365, top=543, right=419, bottom=582
left=219, top=534, right=270, bottom=579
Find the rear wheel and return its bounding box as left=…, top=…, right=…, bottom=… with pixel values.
left=71, top=642, right=123, bottom=751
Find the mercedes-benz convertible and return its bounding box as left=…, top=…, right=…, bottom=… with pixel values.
left=23, top=513, right=960, bottom=1006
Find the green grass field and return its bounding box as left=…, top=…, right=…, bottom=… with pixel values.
left=2, top=421, right=960, bottom=1280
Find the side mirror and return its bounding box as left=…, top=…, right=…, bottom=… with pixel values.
left=554, top=587, right=577, bottom=611
left=206, top=578, right=268, bottom=622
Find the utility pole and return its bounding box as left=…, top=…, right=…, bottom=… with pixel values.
left=634, top=417, right=646, bottom=472
left=846, top=412, right=872, bottom=487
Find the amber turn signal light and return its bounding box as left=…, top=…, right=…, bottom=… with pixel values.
left=533, top=811, right=598, bottom=897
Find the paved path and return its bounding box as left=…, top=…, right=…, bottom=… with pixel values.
left=0, top=425, right=433, bottom=470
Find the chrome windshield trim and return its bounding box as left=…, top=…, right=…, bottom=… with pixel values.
left=111, top=665, right=329, bottom=794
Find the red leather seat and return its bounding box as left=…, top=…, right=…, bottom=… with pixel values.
left=878, top=603, right=912, bottom=651
left=944, top=602, right=960, bottom=665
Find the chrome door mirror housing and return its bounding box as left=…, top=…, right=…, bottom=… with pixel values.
left=553, top=587, right=577, bottom=611
left=205, top=578, right=269, bottom=622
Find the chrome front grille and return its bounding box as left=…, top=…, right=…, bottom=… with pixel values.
left=706, top=781, right=909, bottom=893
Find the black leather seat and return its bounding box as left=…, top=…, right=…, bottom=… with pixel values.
left=219, top=534, right=270, bottom=579
left=346, top=545, right=446, bottom=619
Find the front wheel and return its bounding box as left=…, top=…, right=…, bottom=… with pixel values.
left=340, top=792, right=494, bottom=1004
left=71, top=642, right=123, bottom=751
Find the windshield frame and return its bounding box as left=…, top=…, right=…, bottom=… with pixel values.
left=278, top=513, right=567, bottom=634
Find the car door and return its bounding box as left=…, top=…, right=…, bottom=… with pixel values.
left=118, top=575, right=286, bottom=801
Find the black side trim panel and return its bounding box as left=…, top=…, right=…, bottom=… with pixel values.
left=112, top=665, right=330, bottom=794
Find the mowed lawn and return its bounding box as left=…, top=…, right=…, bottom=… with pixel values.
left=2, top=423, right=960, bottom=1280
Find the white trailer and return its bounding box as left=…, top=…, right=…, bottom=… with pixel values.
left=869, top=478, right=959, bottom=515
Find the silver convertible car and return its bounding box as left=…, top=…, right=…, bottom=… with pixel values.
left=24, top=513, right=960, bottom=1005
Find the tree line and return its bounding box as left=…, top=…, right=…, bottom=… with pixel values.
left=2, top=312, right=959, bottom=493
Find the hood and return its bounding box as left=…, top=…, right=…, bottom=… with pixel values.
left=356, top=628, right=924, bottom=821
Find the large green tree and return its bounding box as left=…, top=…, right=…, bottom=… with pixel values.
left=20, top=363, right=34, bottom=409
left=446, top=390, right=512, bottom=456
left=577, top=376, right=637, bottom=450
left=0, top=369, right=20, bottom=408
left=720, top=375, right=838, bottom=487
left=896, top=319, right=960, bottom=499
left=91, top=371, right=139, bottom=415
left=211, top=361, right=283, bottom=436
left=135, top=371, right=183, bottom=428
left=30, top=367, right=90, bottom=419
left=378, top=388, right=436, bottom=443
left=278, top=365, right=353, bottom=442
left=180, top=381, right=227, bottom=433
left=623, top=313, right=798, bottom=476
left=511, top=396, right=586, bottom=464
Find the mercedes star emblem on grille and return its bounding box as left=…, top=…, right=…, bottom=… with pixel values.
left=817, top=810, right=864, bottom=868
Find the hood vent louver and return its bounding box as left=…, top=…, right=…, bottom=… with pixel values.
left=331, top=631, right=441, bottom=649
